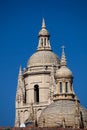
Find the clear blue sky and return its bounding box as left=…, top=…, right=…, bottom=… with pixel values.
left=0, top=0, right=87, bottom=127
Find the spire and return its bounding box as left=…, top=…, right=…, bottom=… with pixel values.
left=18, top=66, right=22, bottom=78
left=61, top=46, right=67, bottom=66
left=42, top=18, right=46, bottom=29
left=16, top=65, right=24, bottom=105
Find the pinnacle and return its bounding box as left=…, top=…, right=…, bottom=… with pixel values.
left=61, top=46, right=67, bottom=66
left=18, top=65, right=22, bottom=77
left=42, top=18, right=46, bottom=28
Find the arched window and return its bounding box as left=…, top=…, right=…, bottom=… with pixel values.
left=60, top=82, right=62, bottom=93
left=65, top=82, right=68, bottom=93
left=34, top=85, right=39, bottom=103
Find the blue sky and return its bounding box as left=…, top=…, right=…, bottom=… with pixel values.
left=0, top=0, right=87, bottom=126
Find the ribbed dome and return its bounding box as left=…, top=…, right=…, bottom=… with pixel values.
left=38, top=100, right=87, bottom=128
left=27, top=50, right=60, bottom=67
left=55, top=66, right=73, bottom=79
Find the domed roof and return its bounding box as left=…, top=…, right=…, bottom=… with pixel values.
left=38, top=100, right=87, bottom=128
left=38, top=18, right=50, bottom=36
left=55, top=46, right=73, bottom=78
left=55, top=66, right=73, bottom=78
left=39, top=28, right=49, bottom=36
left=27, top=50, right=60, bottom=67
left=27, top=19, right=60, bottom=68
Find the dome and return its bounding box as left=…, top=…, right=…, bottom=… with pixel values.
left=38, top=100, right=87, bottom=128
left=55, top=46, right=73, bottom=79
left=55, top=66, right=73, bottom=79
left=27, top=50, right=60, bottom=67
left=39, top=28, right=50, bottom=36
left=38, top=18, right=50, bottom=36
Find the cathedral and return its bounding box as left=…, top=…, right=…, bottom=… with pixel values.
left=15, top=19, right=87, bottom=128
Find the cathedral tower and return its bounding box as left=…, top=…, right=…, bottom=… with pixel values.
left=15, top=19, right=87, bottom=128
left=15, top=19, right=60, bottom=127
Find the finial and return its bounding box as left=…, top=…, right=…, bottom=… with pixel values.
left=62, top=45, right=65, bottom=53
left=61, top=45, right=67, bottom=66
left=42, top=18, right=46, bottom=28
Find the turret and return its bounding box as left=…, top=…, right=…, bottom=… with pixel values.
left=54, top=46, right=75, bottom=101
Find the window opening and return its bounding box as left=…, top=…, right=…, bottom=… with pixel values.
left=44, top=38, right=46, bottom=46
left=65, top=82, right=68, bottom=93
left=34, top=85, right=39, bottom=103
left=60, top=82, right=62, bottom=93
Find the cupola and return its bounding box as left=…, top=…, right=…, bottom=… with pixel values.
left=54, top=46, right=75, bottom=101
left=27, top=18, right=60, bottom=68
left=37, top=18, right=51, bottom=51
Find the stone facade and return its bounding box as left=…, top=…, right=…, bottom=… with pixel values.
left=15, top=19, right=87, bottom=128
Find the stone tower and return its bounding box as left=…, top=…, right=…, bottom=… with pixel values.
left=15, top=19, right=60, bottom=127
left=15, top=19, right=87, bottom=128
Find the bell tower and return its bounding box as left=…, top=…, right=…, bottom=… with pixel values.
left=15, top=19, right=60, bottom=127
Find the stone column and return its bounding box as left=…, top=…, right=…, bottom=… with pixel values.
left=62, top=82, right=65, bottom=93
left=68, top=82, right=71, bottom=93
left=57, top=82, right=60, bottom=94
left=43, top=38, right=45, bottom=47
